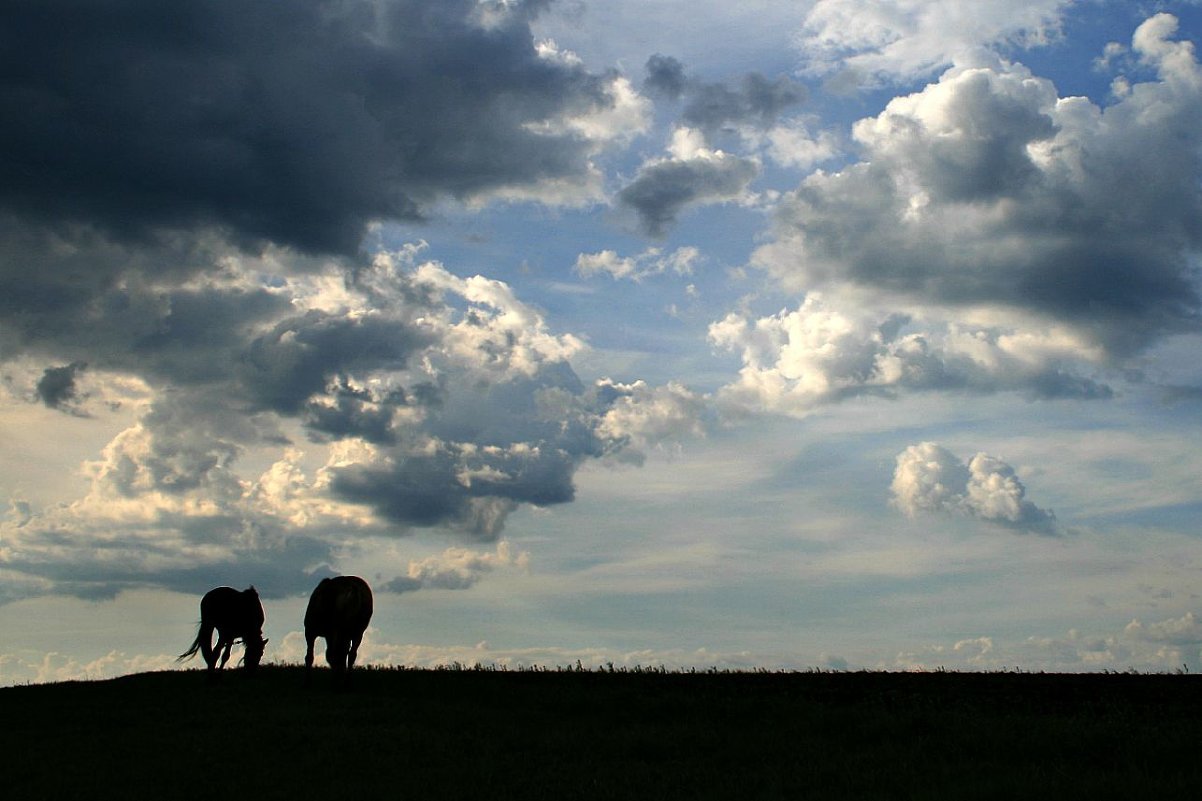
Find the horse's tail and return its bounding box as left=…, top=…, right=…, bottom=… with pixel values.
left=177, top=620, right=214, bottom=663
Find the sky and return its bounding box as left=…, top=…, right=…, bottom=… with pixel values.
left=3, top=0, right=1202, bottom=685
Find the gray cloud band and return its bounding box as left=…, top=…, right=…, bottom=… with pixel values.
left=0, top=0, right=611, bottom=255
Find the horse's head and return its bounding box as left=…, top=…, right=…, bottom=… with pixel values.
left=242, top=635, right=268, bottom=672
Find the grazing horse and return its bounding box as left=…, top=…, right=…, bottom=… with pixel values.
left=304, top=575, right=373, bottom=680
left=178, top=586, right=268, bottom=675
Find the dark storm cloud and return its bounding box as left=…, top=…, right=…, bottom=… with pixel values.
left=331, top=441, right=577, bottom=536
left=619, top=55, right=807, bottom=237
left=36, top=362, right=87, bottom=412
left=302, top=380, right=413, bottom=445
left=0, top=0, right=614, bottom=255
left=0, top=0, right=632, bottom=436
left=238, top=310, right=433, bottom=414
left=644, top=54, right=687, bottom=99
left=643, top=54, right=807, bottom=134
left=683, top=73, right=807, bottom=134
left=617, top=154, right=759, bottom=237
left=0, top=221, right=297, bottom=383
left=327, top=361, right=605, bottom=538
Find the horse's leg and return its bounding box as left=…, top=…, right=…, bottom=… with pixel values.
left=218, top=638, right=233, bottom=670
left=200, top=622, right=217, bottom=672
left=304, top=632, right=317, bottom=683
left=347, top=634, right=361, bottom=672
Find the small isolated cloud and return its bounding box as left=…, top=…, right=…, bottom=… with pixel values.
left=890, top=442, right=1059, bottom=535
left=1094, top=41, right=1129, bottom=72
left=643, top=54, right=689, bottom=100
left=617, top=128, right=759, bottom=237
left=383, top=541, right=529, bottom=593
left=575, top=246, right=700, bottom=282
left=35, top=362, right=88, bottom=414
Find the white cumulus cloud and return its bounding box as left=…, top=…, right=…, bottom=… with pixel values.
left=796, top=0, right=1072, bottom=83
left=890, top=441, right=1059, bottom=534
left=383, top=541, right=529, bottom=593
left=708, top=294, right=1111, bottom=418
left=760, top=14, right=1202, bottom=360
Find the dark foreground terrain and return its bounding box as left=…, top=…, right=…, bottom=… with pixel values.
left=5, top=666, right=1201, bottom=800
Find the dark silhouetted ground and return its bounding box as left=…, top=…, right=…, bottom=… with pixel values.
left=5, top=666, right=1201, bottom=799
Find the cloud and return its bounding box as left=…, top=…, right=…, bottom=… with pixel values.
left=0, top=228, right=325, bottom=399
left=644, top=54, right=807, bottom=133
left=615, top=56, right=820, bottom=235
left=35, top=362, right=88, bottom=414
left=709, top=294, right=1111, bottom=417
left=1, top=246, right=702, bottom=600
left=644, top=54, right=689, bottom=100
left=681, top=73, right=807, bottom=136
left=641, top=54, right=829, bottom=172
left=383, top=541, right=529, bottom=593
left=895, top=610, right=1202, bottom=672
left=593, top=379, right=709, bottom=465
left=796, top=0, right=1072, bottom=83
left=4, top=499, right=32, bottom=529
left=0, top=0, right=638, bottom=256
left=330, top=438, right=576, bottom=538
left=575, top=246, right=700, bottom=282
left=618, top=128, right=760, bottom=237
left=266, top=635, right=792, bottom=675
left=890, top=442, right=1059, bottom=534
left=0, top=649, right=180, bottom=687
left=757, top=16, right=1202, bottom=358
left=759, top=121, right=842, bottom=170
left=1124, top=612, right=1202, bottom=648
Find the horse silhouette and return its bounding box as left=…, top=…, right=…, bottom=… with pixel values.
left=178, top=586, right=268, bottom=675
left=304, top=575, right=373, bottom=680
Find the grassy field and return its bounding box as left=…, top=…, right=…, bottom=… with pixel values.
left=5, top=666, right=1201, bottom=799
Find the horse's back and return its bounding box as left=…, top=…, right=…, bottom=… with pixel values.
left=199, top=586, right=240, bottom=620
left=200, top=585, right=264, bottom=630
left=305, top=575, right=373, bottom=636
